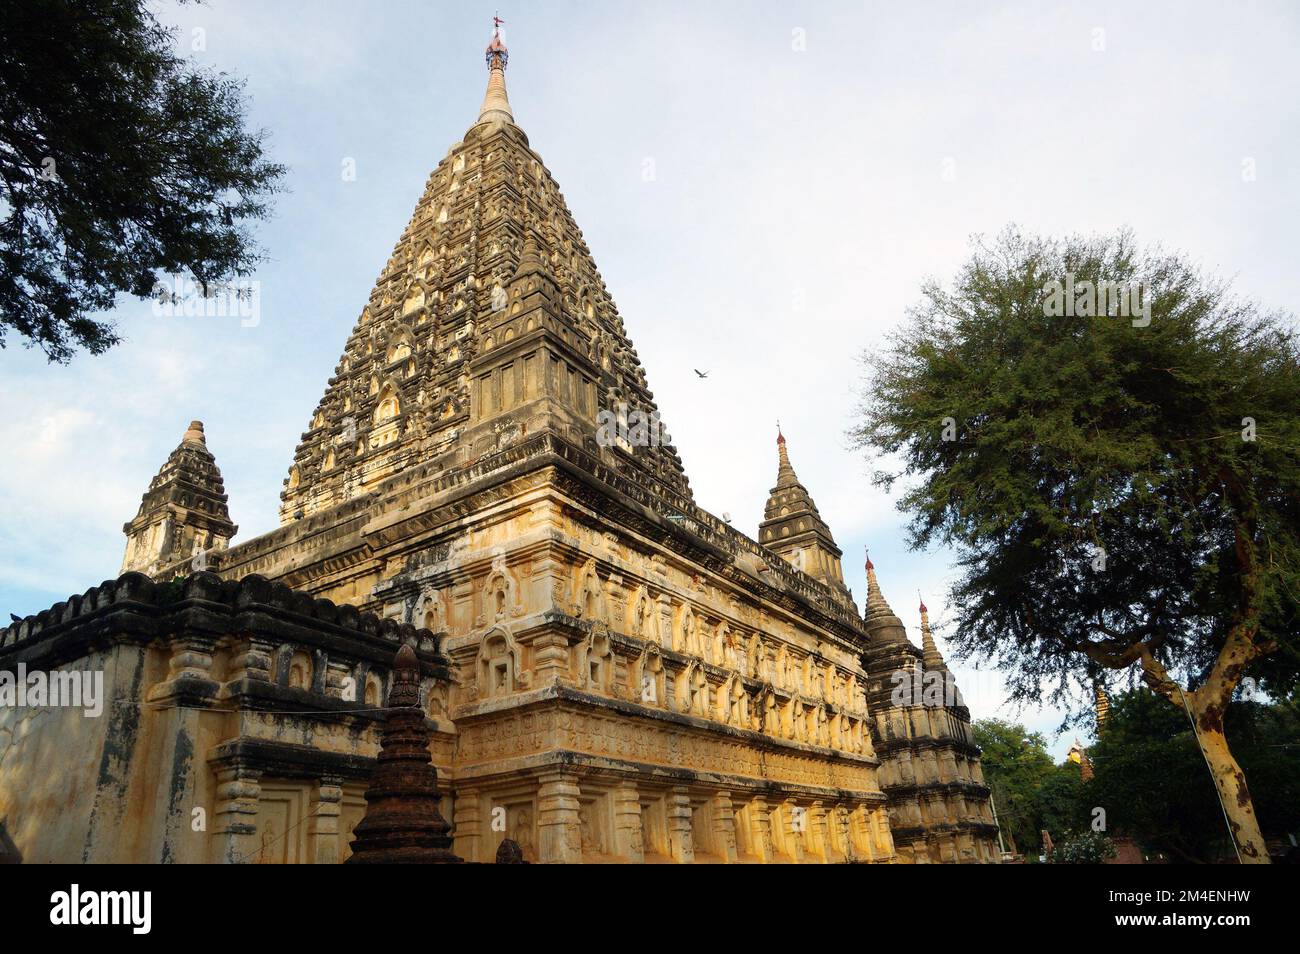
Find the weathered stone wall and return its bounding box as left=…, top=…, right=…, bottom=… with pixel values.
left=0, top=638, right=154, bottom=863
left=0, top=573, right=447, bottom=864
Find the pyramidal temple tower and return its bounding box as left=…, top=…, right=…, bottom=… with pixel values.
left=279, top=23, right=689, bottom=523
left=121, top=420, right=237, bottom=576
left=861, top=556, right=994, bottom=863
left=759, top=428, right=852, bottom=605
left=2, top=23, right=998, bottom=865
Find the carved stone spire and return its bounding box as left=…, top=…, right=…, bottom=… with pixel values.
left=121, top=420, right=237, bottom=576
left=863, top=552, right=907, bottom=643
left=477, top=19, right=514, bottom=126
left=512, top=228, right=549, bottom=281
left=863, top=553, right=892, bottom=623
left=918, top=595, right=948, bottom=673
left=776, top=426, right=796, bottom=483
left=347, top=644, right=461, bottom=864
left=759, top=427, right=851, bottom=603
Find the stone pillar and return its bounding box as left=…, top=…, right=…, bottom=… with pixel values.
left=612, top=782, right=645, bottom=863
left=849, top=804, right=873, bottom=862
left=781, top=799, right=807, bottom=863
left=212, top=766, right=261, bottom=863
left=924, top=792, right=946, bottom=826
left=308, top=776, right=343, bottom=864
left=530, top=551, right=568, bottom=618
left=537, top=771, right=582, bottom=864
left=712, top=791, right=738, bottom=863
left=666, top=786, right=695, bottom=864
left=939, top=833, right=958, bottom=864
left=228, top=636, right=274, bottom=685
left=921, top=750, right=940, bottom=784
left=807, top=800, right=833, bottom=863
left=834, top=805, right=857, bottom=862
left=940, top=749, right=958, bottom=782
left=748, top=796, right=774, bottom=864
left=450, top=578, right=475, bottom=635
left=531, top=632, right=573, bottom=686
left=957, top=830, right=975, bottom=863
left=656, top=596, right=673, bottom=651
left=872, top=806, right=895, bottom=862
left=897, top=749, right=915, bottom=785
left=147, top=633, right=218, bottom=704
left=453, top=787, right=482, bottom=862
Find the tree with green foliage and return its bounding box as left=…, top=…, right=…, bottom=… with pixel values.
left=0, top=0, right=284, bottom=362
left=1088, top=688, right=1300, bottom=862
left=854, top=227, right=1300, bottom=862
left=973, top=718, right=1056, bottom=854
left=974, top=718, right=1088, bottom=858
left=1037, top=761, right=1087, bottom=843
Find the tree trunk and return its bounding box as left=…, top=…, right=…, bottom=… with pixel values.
left=1135, top=637, right=1272, bottom=864
left=1188, top=705, right=1270, bottom=864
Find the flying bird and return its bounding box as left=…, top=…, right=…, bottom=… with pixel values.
left=693, top=369, right=710, bottom=379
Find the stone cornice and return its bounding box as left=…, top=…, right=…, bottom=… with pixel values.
left=0, top=571, right=445, bottom=677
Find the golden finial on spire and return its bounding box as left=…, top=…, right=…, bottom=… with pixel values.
left=917, top=591, right=947, bottom=672
left=477, top=15, right=514, bottom=125
left=774, top=420, right=796, bottom=480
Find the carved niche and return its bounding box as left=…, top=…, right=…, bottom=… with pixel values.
left=572, top=558, right=606, bottom=619
left=578, top=624, right=615, bottom=695
left=627, top=586, right=659, bottom=645
left=475, top=625, right=527, bottom=699
left=479, top=554, right=522, bottom=625
left=415, top=586, right=449, bottom=634
left=631, top=643, right=665, bottom=707
left=675, top=659, right=709, bottom=716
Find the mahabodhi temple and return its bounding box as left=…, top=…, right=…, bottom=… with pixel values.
left=0, top=25, right=998, bottom=865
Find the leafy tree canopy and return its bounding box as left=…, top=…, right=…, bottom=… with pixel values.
left=973, top=718, right=1052, bottom=851
left=855, top=227, right=1299, bottom=708
left=0, top=0, right=285, bottom=362
left=855, top=226, right=1300, bottom=860
left=974, top=718, right=1086, bottom=857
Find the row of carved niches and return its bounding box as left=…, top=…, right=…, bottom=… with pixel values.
left=0, top=573, right=453, bottom=732
left=218, top=635, right=450, bottom=722
left=877, top=746, right=986, bottom=792
left=893, top=827, right=999, bottom=865
left=435, top=555, right=873, bottom=707
left=466, top=624, right=875, bottom=756
left=873, top=700, right=976, bottom=745
left=888, top=789, right=997, bottom=831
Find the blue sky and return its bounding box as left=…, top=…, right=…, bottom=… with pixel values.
left=3, top=1, right=1297, bottom=758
